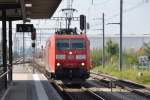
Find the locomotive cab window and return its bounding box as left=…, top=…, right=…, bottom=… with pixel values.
left=56, top=39, right=69, bottom=50
left=56, top=39, right=85, bottom=50
left=71, top=39, right=85, bottom=49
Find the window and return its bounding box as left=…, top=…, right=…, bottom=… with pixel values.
left=71, top=39, right=85, bottom=49
left=56, top=39, right=69, bottom=50
left=56, top=39, right=85, bottom=50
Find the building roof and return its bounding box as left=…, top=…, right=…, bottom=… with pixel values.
left=0, top=0, right=62, bottom=20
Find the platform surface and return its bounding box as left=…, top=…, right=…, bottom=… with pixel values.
left=2, top=70, right=62, bottom=100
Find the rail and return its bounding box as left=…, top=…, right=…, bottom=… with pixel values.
left=81, top=87, right=106, bottom=100
left=51, top=80, right=74, bottom=100
left=90, top=71, right=150, bottom=98
left=33, top=60, right=107, bottom=100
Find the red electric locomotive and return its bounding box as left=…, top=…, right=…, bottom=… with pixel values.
left=44, top=29, right=91, bottom=83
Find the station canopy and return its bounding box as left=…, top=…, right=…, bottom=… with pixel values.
left=0, top=0, right=62, bottom=20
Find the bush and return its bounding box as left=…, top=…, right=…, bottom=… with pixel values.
left=91, top=49, right=102, bottom=66
left=123, top=51, right=138, bottom=68
left=92, top=66, right=150, bottom=85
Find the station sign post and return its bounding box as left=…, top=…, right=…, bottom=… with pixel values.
left=16, top=24, right=34, bottom=32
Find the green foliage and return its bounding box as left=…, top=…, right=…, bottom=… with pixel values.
left=123, top=50, right=138, bottom=68
left=143, top=42, right=150, bottom=59
left=92, top=66, right=150, bottom=85
left=91, top=39, right=150, bottom=85
left=91, top=38, right=119, bottom=67
left=91, top=49, right=102, bottom=66
left=106, top=38, right=119, bottom=57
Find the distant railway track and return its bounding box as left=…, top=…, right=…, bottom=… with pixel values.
left=90, top=71, right=150, bottom=98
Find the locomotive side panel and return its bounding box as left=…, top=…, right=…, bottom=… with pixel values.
left=45, top=40, right=50, bottom=72
left=86, top=39, right=91, bottom=71
left=45, top=35, right=56, bottom=74
left=48, top=35, right=56, bottom=73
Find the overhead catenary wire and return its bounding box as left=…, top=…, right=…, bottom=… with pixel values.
left=87, top=0, right=112, bottom=17
left=91, top=0, right=112, bottom=6
left=90, top=0, right=149, bottom=29
left=107, top=0, right=148, bottom=21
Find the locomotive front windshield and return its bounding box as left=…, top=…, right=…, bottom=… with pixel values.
left=56, top=39, right=70, bottom=50
left=71, top=39, right=84, bottom=49
left=56, top=39, right=85, bottom=50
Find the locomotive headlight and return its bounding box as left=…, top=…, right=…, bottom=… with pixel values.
left=81, top=62, right=85, bottom=66
left=76, top=55, right=86, bottom=60
left=56, top=55, right=65, bottom=59
left=57, top=63, right=60, bottom=66
left=69, top=51, right=72, bottom=55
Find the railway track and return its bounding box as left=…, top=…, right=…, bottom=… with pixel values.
left=33, top=61, right=106, bottom=100
left=90, top=71, right=150, bottom=99
left=51, top=80, right=74, bottom=100
left=81, top=87, right=105, bottom=100
left=33, top=60, right=150, bottom=100
left=51, top=80, right=106, bottom=100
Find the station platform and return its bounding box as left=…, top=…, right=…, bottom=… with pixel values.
left=1, top=72, right=62, bottom=100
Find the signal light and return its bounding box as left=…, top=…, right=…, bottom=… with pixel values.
left=31, top=28, right=36, bottom=40
left=87, top=22, right=90, bottom=30
left=32, top=42, right=35, bottom=48
left=80, top=15, right=86, bottom=31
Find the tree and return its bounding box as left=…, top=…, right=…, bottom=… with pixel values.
left=106, top=38, right=119, bottom=57
left=91, top=49, right=102, bottom=66
left=137, top=47, right=145, bottom=56
left=124, top=51, right=138, bottom=67
left=143, top=42, right=150, bottom=59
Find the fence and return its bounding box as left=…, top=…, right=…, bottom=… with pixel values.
left=0, top=65, right=10, bottom=93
